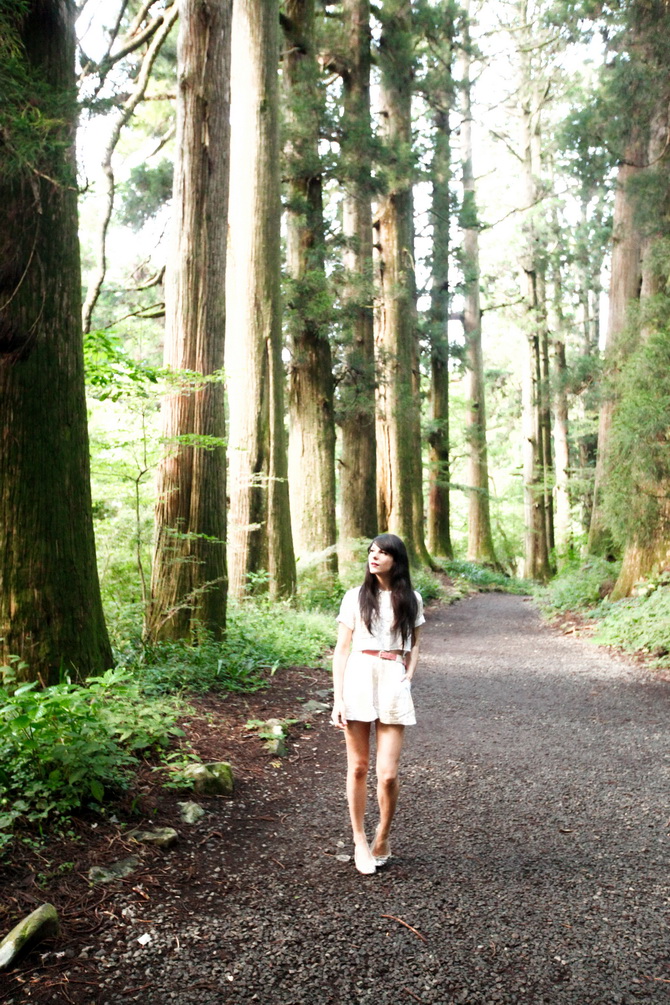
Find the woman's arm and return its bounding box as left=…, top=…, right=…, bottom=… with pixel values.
left=331, top=621, right=353, bottom=729
left=403, top=626, right=422, bottom=683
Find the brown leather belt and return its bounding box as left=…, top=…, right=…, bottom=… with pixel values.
left=361, top=649, right=404, bottom=661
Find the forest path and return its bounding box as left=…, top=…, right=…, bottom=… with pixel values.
left=27, top=593, right=670, bottom=1005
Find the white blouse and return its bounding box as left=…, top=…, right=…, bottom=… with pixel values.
left=337, top=586, right=425, bottom=653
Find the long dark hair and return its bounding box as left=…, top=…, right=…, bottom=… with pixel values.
left=359, top=534, right=418, bottom=645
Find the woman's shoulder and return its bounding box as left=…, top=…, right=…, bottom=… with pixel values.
left=338, top=585, right=362, bottom=610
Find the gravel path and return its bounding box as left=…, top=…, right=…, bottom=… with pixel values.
left=17, top=593, right=670, bottom=1004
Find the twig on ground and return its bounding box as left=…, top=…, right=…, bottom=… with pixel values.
left=403, top=988, right=424, bottom=1002
left=381, top=914, right=427, bottom=942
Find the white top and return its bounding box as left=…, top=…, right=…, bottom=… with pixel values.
left=337, top=586, right=425, bottom=653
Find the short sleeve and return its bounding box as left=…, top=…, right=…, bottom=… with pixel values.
left=336, top=587, right=359, bottom=630
left=414, top=591, right=426, bottom=628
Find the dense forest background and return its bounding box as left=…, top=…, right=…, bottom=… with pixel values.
left=1, top=0, right=670, bottom=690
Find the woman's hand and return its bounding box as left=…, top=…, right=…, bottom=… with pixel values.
left=331, top=699, right=348, bottom=729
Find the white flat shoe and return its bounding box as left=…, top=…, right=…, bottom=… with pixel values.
left=373, top=853, right=391, bottom=867
left=354, top=845, right=376, bottom=875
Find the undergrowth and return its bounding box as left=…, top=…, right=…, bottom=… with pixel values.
left=593, top=585, right=670, bottom=667
left=536, top=558, right=670, bottom=670
left=535, top=557, right=620, bottom=613
left=0, top=667, right=183, bottom=853
left=130, top=601, right=336, bottom=695
left=442, top=559, right=532, bottom=595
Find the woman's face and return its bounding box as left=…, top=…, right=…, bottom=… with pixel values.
left=368, top=542, right=394, bottom=578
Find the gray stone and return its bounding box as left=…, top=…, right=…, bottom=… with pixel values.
left=182, top=761, right=234, bottom=796
left=88, top=856, right=139, bottom=885
left=299, top=699, right=329, bottom=716
left=0, top=903, right=59, bottom=970
left=129, top=827, right=179, bottom=848
left=177, top=800, right=206, bottom=824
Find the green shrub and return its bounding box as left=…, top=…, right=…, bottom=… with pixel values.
left=535, top=556, right=620, bottom=613
left=0, top=667, right=182, bottom=850
left=593, top=586, right=670, bottom=666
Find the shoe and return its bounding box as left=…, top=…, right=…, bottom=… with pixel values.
left=372, top=827, right=391, bottom=867
left=354, top=844, right=376, bottom=875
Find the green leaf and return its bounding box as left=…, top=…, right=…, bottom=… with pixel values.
left=89, top=779, right=104, bottom=802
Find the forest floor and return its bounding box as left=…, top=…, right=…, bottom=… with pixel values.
left=1, top=592, right=670, bottom=1005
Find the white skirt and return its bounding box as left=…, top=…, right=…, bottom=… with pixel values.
left=343, top=651, right=416, bottom=726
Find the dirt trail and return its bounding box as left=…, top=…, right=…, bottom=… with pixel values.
left=4, top=593, right=670, bottom=1005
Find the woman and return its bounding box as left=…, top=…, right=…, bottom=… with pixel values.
left=331, top=534, right=425, bottom=874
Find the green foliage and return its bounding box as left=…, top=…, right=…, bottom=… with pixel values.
left=117, top=159, right=173, bottom=230
left=126, top=601, right=336, bottom=697
left=0, top=667, right=182, bottom=850
left=535, top=556, right=620, bottom=612
left=593, top=584, right=670, bottom=666
left=603, top=322, right=670, bottom=549
left=443, top=560, right=532, bottom=595
left=84, top=328, right=160, bottom=400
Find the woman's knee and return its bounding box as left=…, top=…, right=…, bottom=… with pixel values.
left=348, top=760, right=369, bottom=782
left=377, top=767, right=399, bottom=790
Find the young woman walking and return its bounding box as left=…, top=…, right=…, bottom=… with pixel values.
left=331, top=534, right=425, bottom=874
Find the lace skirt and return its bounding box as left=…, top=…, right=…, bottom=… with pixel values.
left=343, top=651, right=416, bottom=726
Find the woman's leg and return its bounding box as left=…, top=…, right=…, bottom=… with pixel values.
left=344, top=720, right=373, bottom=855
left=371, top=722, right=405, bottom=859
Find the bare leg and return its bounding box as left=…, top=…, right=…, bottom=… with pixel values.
left=344, top=720, right=376, bottom=870
left=371, top=722, right=405, bottom=859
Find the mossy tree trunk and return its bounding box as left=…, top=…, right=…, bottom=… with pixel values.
left=226, top=0, right=296, bottom=599
left=374, top=0, right=429, bottom=566
left=282, top=0, right=338, bottom=579
left=611, top=99, right=670, bottom=599
left=338, top=0, right=378, bottom=557
left=587, top=134, right=644, bottom=557
left=0, top=0, right=112, bottom=682
left=146, top=0, right=231, bottom=642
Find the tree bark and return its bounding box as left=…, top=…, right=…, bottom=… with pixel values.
left=518, top=27, right=551, bottom=581
left=283, top=0, right=338, bottom=579
left=338, top=0, right=377, bottom=557
left=460, top=14, right=497, bottom=567
left=226, top=0, right=296, bottom=599
left=587, top=133, right=644, bottom=556
left=146, top=0, right=231, bottom=642
left=611, top=100, right=670, bottom=598
left=374, top=0, right=428, bottom=566
left=0, top=0, right=112, bottom=682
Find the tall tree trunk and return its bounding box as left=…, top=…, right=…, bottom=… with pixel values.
left=0, top=0, right=112, bottom=682
left=611, top=102, right=670, bottom=599
left=283, top=0, right=337, bottom=579
left=226, top=0, right=296, bottom=599
left=427, top=103, right=453, bottom=559
left=339, top=0, right=377, bottom=557
left=146, top=0, right=231, bottom=642
left=374, top=0, right=428, bottom=565
left=460, top=15, right=497, bottom=566
left=518, top=38, right=551, bottom=580
left=587, top=132, right=644, bottom=555
left=552, top=337, right=571, bottom=561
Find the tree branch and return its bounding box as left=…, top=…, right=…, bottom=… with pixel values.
left=82, top=4, right=179, bottom=333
